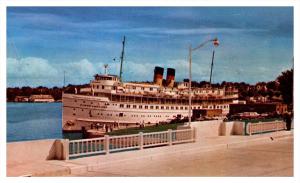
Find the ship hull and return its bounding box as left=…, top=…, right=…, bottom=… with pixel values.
left=62, top=93, right=231, bottom=132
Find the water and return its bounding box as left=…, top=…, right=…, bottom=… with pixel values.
left=7, top=102, right=64, bottom=142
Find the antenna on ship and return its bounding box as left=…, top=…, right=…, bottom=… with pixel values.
left=119, top=36, right=126, bottom=82
left=209, top=39, right=220, bottom=85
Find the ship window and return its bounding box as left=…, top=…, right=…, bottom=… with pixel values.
left=97, top=85, right=99, bottom=89
left=73, top=113, right=76, bottom=116
left=119, top=113, right=123, bottom=117
left=161, top=106, right=164, bottom=110
left=139, top=105, right=143, bottom=109
left=102, top=86, right=105, bottom=89
left=180, top=107, right=183, bottom=110
left=141, top=87, right=144, bottom=90
left=185, top=107, right=188, bottom=110
left=150, top=88, right=153, bottom=91
left=150, top=106, right=154, bottom=109
left=166, top=106, right=169, bottom=110
left=156, top=106, right=159, bottom=109
left=176, top=107, right=178, bottom=110
left=120, top=104, right=124, bottom=108
left=133, top=105, right=137, bottom=109
left=171, top=107, right=174, bottom=110
left=127, top=104, right=131, bottom=108
left=145, top=106, right=148, bottom=109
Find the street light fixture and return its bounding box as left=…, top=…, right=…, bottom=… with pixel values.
left=188, top=38, right=219, bottom=126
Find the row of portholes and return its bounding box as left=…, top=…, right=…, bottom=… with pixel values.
left=72, top=109, right=170, bottom=118
left=73, top=99, right=228, bottom=110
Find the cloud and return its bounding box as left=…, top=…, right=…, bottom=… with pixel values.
left=109, top=27, right=267, bottom=36
left=7, top=57, right=58, bottom=79
left=7, top=56, right=197, bottom=87
left=7, top=55, right=293, bottom=87
left=63, top=59, right=97, bottom=78
left=7, top=57, right=99, bottom=87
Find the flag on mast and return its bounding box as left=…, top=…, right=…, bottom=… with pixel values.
left=213, top=39, right=219, bottom=47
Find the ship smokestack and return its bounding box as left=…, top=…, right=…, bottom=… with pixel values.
left=166, top=68, right=175, bottom=88
left=153, top=66, right=164, bottom=86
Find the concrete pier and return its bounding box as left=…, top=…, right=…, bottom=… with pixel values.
left=7, top=130, right=293, bottom=177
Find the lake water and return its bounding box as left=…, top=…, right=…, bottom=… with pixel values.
left=7, top=102, right=82, bottom=142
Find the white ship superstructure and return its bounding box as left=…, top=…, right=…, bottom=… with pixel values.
left=62, top=37, right=238, bottom=132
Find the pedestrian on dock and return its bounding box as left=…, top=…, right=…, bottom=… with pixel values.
left=284, top=112, right=292, bottom=131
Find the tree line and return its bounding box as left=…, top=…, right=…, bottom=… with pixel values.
left=7, top=69, right=293, bottom=106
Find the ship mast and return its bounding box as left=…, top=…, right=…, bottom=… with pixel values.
left=119, top=36, right=126, bottom=82
left=209, top=50, right=215, bottom=85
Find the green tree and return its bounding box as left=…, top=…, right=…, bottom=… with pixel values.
left=277, top=69, right=293, bottom=105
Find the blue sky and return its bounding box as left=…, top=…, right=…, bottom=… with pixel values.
left=7, top=7, right=293, bottom=87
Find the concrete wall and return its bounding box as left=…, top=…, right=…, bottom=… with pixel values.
left=190, top=120, right=245, bottom=140
left=190, top=120, right=223, bottom=140
left=7, top=139, right=69, bottom=165
left=220, top=121, right=245, bottom=136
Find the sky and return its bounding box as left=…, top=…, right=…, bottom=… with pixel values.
left=7, top=7, right=293, bottom=87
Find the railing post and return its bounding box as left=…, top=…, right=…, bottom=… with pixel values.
left=192, top=127, right=196, bottom=142
left=105, top=135, right=110, bottom=154
left=168, top=129, right=173, bottom=146
left=249, top=123, right=252, bottom=136
left=260, top=122, right=263, bottom=134
left=62, top=139, right=69, bottom=160
left=139, top=132, right=144, bottom=150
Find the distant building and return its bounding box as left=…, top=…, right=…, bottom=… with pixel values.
left=29, top=95, right=55, bottom=103
left=192, top=109, right=223, bottom=119
left=229, top=103, right=288, bottom=115
left=14, top=96, right=29, bottom=102
left=249, top=96, right=269, bottom=103
left=275, top=103, right=288, bottom=114
left=232, top=100, right=246, bottom=104
left=255, top=82, right=267, bottom=92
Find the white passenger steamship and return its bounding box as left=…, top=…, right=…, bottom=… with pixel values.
left=62, top=37, right=238, bottom=132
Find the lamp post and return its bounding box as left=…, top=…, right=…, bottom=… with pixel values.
left=188, top=38, right=219, bottom=126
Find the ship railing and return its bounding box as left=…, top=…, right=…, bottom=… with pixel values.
left=247, top=120, right=286, bottom=135
left=68, top=128, right=195, bottom=158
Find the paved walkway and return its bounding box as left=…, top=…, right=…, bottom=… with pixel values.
left=7, top=131, right=293, bottom=177
left=70, top=137, right=293, bottom=176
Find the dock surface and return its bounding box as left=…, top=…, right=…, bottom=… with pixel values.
left=7, top=131, right=293, bottom=177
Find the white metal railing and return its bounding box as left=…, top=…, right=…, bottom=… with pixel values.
left=69, top=137, right=106, bottom=158
left=69, top=128, right=195, bottom=158
left=247, top=120, right=286, bottom=135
